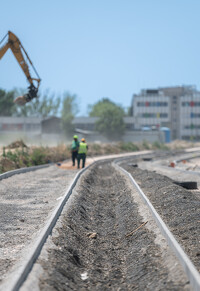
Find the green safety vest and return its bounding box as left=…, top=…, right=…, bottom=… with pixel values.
left=78, top=142, right=87, bottom=154
left=71, top=140, right=79, bottom=150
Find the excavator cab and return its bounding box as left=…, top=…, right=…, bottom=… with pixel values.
left=0, top=31, right=41, bottom=105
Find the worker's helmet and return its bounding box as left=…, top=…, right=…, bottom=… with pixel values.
left=73, top=135, right=78, bottom=139
left=81, top=138, right=85, bottom=142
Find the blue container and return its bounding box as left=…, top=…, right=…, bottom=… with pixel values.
left=160, top=127, right=171, bottom=143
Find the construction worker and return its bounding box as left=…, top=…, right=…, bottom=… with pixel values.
left=77, top=138, right=88, bottom=169
left=71, top=135, right=79, bottom=166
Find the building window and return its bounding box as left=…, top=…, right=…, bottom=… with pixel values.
left=190, top=113, right=200, bottom=118
left=137, top=101, right=168, bottom=107
left=184, top=124, right=200, bottom=129
left=182, top=101, right=200, bottom=107
left=190, top=101, right=194, bottom=107
left=140, top=113, right=168, bottom=118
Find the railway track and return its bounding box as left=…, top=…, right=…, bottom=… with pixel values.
left=0, top=150, right=200, bottom=290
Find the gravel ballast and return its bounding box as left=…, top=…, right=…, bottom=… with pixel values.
left=121, top=160, right=200, bottom=273
left=22, top=161, right=191, bottom=290
left=1, top=151, right=199, bottom=290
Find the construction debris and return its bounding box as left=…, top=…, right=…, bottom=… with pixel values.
left=87, top=232, right=97, bottom=239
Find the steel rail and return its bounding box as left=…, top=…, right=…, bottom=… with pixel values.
left=0, top=163, right=52, bottom=181
left=3, top=149, right=198, bottom=290
left=113, top=161, right=200, bottom=291
left=4, top=152, right=150, bottom=290
left=6, top=162, right=95, bottom=291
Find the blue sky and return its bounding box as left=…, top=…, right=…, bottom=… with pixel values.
left=1, top=0, right=200, bottom=115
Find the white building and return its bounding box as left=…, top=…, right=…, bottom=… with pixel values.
left=132, top=85, right=200, bottom=140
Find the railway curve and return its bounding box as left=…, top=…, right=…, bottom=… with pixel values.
left=0, top=150, right=199, bottom=290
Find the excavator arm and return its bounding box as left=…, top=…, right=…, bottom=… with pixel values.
left=0, top=31, right=41, bottom=104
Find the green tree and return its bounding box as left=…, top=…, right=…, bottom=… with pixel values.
left=89, top=98, right=116, bottom=117
left=89, top=98, right=125, bottom=140
left=61, top=93, right=79, bottom=137
left=0, top=89, right=17, bottom=116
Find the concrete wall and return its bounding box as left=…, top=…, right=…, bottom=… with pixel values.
left=0, top=116, right=164, bottom=146
left=0, top=130, right=165, bottom=146
left=74, top=131, right=165, bottom=144
left=123, top=130, right=165, bottom=143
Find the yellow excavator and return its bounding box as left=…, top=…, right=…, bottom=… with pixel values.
left=0, top=31, right=41, bottom=105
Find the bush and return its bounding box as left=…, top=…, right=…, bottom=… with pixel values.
left=0, top=139, right=170, bottom=174
left=91, top=143, right=101, bottom=152
left=119, top=142, right=139, bottom=152
left=4, top=150, right=18, bottom=163
left=89, top=143, right=102, bottom=156
left=142, top=140, right=151, bottom=150
left=152, top=141, right=169, bottom=150
left=30, top=148, right=47, bottom=165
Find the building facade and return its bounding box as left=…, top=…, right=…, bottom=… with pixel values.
left=0, top=117, right=42, bottom=134
left=132, top=85, right=200, bottom=140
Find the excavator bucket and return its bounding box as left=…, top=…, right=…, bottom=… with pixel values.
left=0, top=31, right=41, bottom=104
left=14, top=84, right=39, bottom=105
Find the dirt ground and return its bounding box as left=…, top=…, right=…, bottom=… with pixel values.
left=23, top=161, right=191, bottom=290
